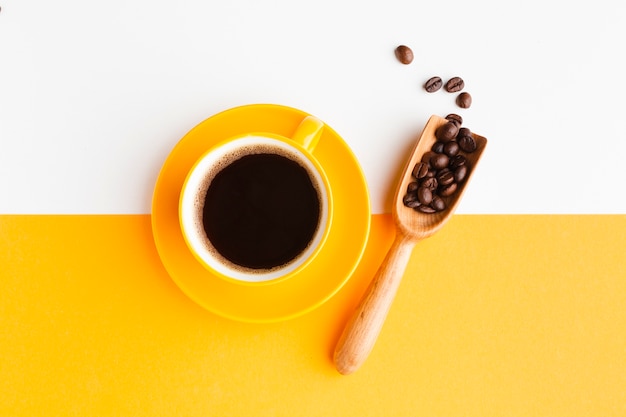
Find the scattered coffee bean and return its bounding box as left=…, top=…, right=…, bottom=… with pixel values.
left=457, top=92, right=472, bottom=109
left=445, top=113, right=463, bottom=127
left=424, top=76, right=443, bottom=93
left=395, top=45, right=414, bottom=65
left=445, top=77, right=465, bottom=93
left=402, top=117, right=478, bottom=213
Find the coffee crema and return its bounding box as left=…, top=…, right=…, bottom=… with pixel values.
left=201, top=150, right=322, bottom=271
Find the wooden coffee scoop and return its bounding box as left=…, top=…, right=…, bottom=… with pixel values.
left=334, top=115, right=487, bottom=375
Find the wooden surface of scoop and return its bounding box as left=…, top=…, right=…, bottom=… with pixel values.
left=334, top=115, right=487, bottom=375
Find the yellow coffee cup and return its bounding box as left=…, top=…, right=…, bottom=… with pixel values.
left=179, top=116, right=333, bottom=284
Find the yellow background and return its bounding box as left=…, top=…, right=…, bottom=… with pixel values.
left=2, top=214, right=625, bottom=415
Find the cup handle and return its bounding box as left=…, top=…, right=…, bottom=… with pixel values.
left=291, top=116, right=325, bottom=152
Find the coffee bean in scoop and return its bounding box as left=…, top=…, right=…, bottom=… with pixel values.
left=435, top=121, right=458, bottom=142
left=402, top=117, right=477, bottom=213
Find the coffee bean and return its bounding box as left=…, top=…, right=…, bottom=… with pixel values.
left=449, top=154, right=466, bottom=169
left=403, top=192, right=417, bottom=204
left=430, top=196, right=446, bottom=212
left=407, top=200, right=421, bottom=209
left=457, top=127, right=472, bottom=139
left=422, top=177, right=438, bottom=191
left=457, top=92, right=472, bottom=109
left=439, top=182, right=458, bottom=197
left=432, top=141, right=445, bottom=153
left=424, top=76, right=443, bottom=93
left=445, top=77, right=465, bottom=93
left=458, top=135, right=477, bottom=153
left=430, top=153, right=449, bottom=170
left=403, top=193, right=421, bottom=208
left=437, top=169, right=455, bottom=186
left=417, top=186, right=433, bottom=205
left=412, top=162, right=429, bottom=179
left=407, top=181, right=420, bottom=193
left=435, top=121, right=458, bottom=142
left=421, top=151, right=436, bottom=164
left=443, top=141, right=459, bottom=157
left=445, top=113, right=463, bottom=127
left=395, top=45, right=414, bottom=64
left=454, top=165, right=468, bottom=182
left=417, top=205, right=436, bottom=213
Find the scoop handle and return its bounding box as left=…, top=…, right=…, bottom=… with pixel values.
left=334, top=232, right=416, bottom=375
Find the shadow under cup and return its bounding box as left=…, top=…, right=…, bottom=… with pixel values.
left=179, top=134, right=332, bottom=284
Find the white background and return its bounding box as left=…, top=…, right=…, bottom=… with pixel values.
left=1, top=0, right=625, bottom=214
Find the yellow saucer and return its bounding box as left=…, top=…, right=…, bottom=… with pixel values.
left=151, top=104, right=371, bottom=323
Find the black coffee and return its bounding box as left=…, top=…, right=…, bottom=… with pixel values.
left=202, top=152, right=321, bottom=270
